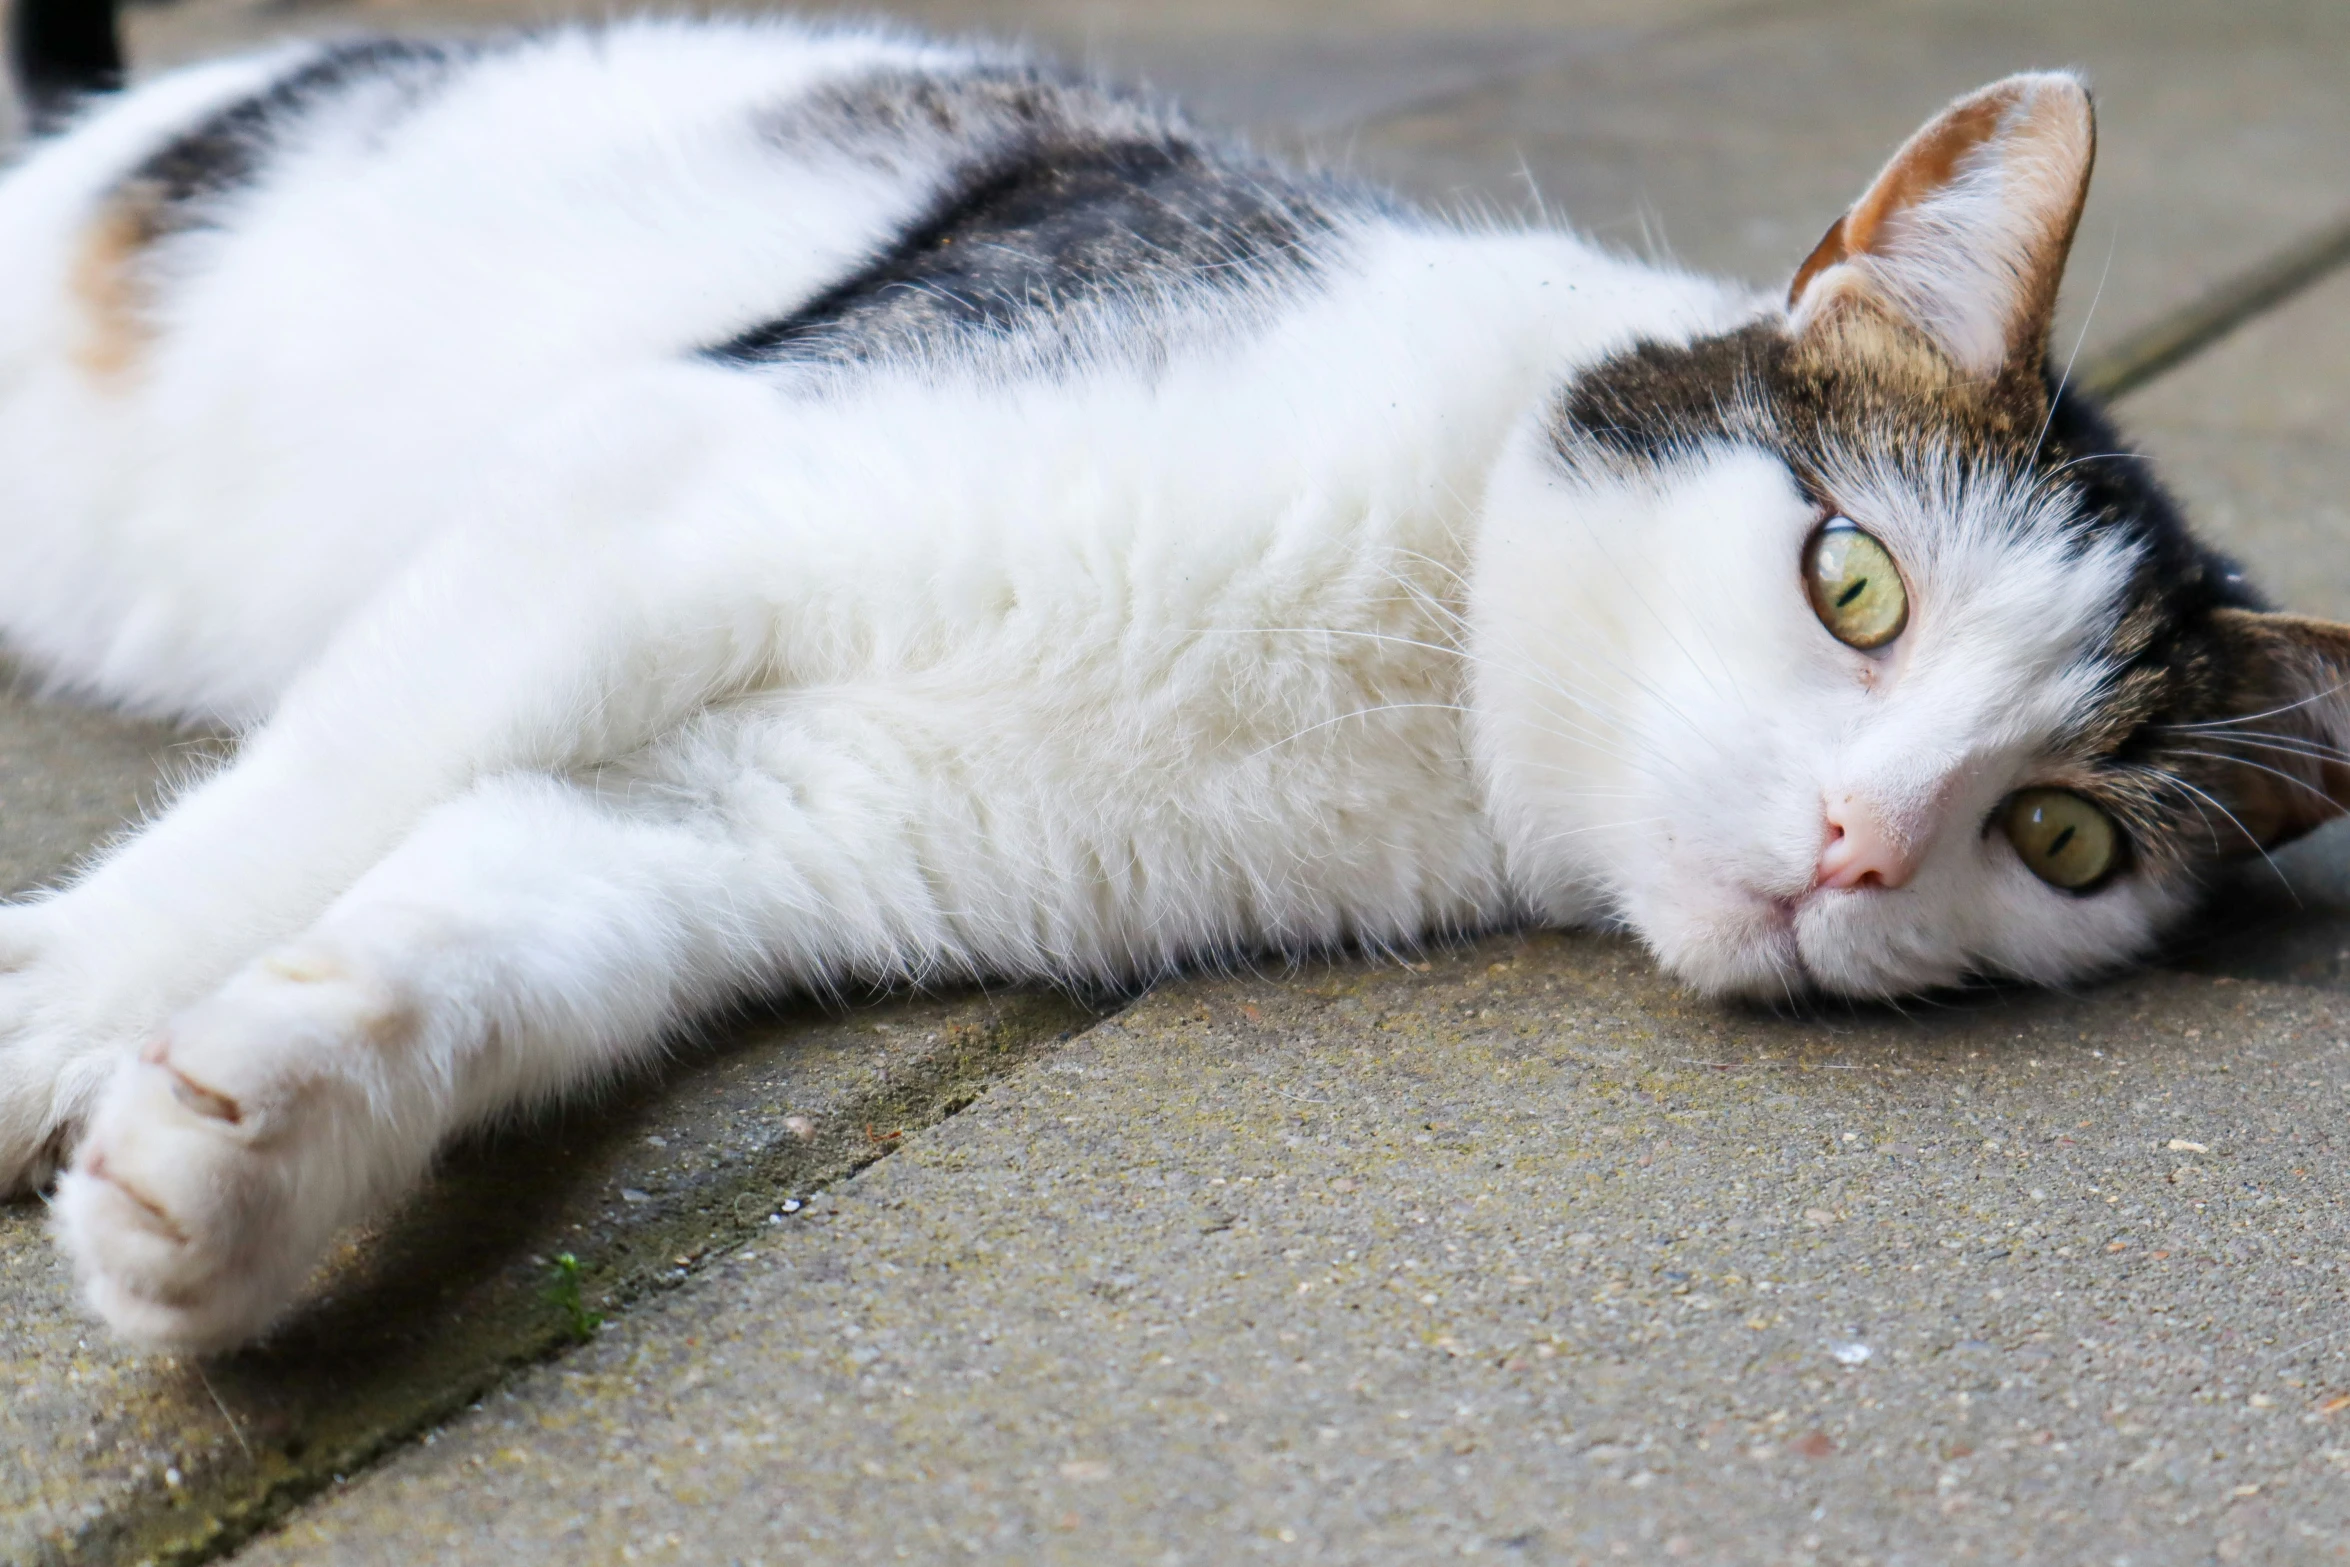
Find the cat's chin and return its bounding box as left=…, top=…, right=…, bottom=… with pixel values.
left=1635, top=884, right=1969, bottom=1004
left=1634, top=889, right=1813, bottom=1004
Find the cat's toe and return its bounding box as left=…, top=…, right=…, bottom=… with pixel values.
left=56, top=1036, right=326, bottom=1352
left=54, top=957, right=404, bottom=1351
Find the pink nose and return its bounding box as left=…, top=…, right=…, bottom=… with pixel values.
left=1815, top=794, right=1921, bottom=891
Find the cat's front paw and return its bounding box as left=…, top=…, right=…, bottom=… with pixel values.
left=54, top=951, right=412, bottom=1352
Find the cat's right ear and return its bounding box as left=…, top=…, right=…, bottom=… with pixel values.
left=1787, top=73, right=2095, bottom=384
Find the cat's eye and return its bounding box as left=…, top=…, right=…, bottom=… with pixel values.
left=1804, top=519, right=1907, bottom=650
left=2000, top=788, right=2123, bottom=892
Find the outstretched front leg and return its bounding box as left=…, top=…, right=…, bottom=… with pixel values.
left=0, top=369, right=797, bottom=1193
left=58, top=701, right=963, bottom=1350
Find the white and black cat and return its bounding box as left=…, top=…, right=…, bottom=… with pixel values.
left=0, top=3, right=2334, bottom=1352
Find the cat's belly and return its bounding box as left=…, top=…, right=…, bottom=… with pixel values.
left=619, top=642, right=1514, bottom=983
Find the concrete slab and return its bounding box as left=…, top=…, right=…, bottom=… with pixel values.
left=125, top=0, right=1744, bottom=130
left=0, top=0, right=2337, bottom=1563
left=1, top=977, right=1098, bottom=1566
left=0, top=668, right=1093, bottom=1567
left=206, top=0, right=2350, bottom=1556
left=0, top=577, right=1098, bottom=1567
left=0, top=673, right=193, bottom=900
left=229, top=937, right=2350, bottom=1566
left=2124, top=269, right=2350, bottom=622
left=0, top=678, right=214, bottom=1565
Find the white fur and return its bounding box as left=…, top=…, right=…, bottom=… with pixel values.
left=1471, top=440, right=2186, bottom=1002
left=0, top=21, right=2151, bottom=1349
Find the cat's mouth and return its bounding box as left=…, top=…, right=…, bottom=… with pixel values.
left=1719, top=884, right=1915, bottom=1001
left=1763, top=894, right=1820, bottom=992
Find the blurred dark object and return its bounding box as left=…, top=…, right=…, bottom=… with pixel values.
left=10, top=0, right=122, bottom=130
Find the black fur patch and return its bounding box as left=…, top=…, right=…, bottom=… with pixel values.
left=1553, top=321, right=2278, bottom=872
left=114, top=38, right=473, bottom=242
left=705, top=70, right=1343, bottom=373
left=11, top=0, right=123, bottom=131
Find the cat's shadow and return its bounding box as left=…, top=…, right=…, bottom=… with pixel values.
left=2159, top=816, right=2350, bottom=988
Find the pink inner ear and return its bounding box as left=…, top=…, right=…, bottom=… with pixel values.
left=1786, top=73, right=2095, bottom=378
left=1789, top=93, right=2012, bottom=307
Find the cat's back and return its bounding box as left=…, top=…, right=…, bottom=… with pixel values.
left=0, top=16, right=1735, bottom=724
left=0, top=20, right=1256, bottom=713
left=7, top=20, right=1014, bottom=403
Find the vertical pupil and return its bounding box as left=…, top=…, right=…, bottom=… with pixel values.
left=1834, top=578, right=1868, bottom=608
left=2046, top=825, right=2075, bottom=857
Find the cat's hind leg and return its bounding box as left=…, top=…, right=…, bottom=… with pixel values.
left=55, top=707, right=959, bottom=1350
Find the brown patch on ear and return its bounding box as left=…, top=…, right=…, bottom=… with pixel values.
left=2193, top=608, right=2350, bottom=850
left=1788, top=73, right=2094, bottom=382
left=1789, top=93, right=2010, bottom=305
left=1786, top=214, right=1849, bottom=310
left=68, top=189, right=164, bottom=386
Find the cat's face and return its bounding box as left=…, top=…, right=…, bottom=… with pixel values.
left=1470, top=72, right=2350, bottom=1001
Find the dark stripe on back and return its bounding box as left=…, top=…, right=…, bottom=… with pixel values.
left=705, top=69, right=1341, bottom=373
left=117, top=38, right=472, bottom=241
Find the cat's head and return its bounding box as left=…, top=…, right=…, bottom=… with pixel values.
left=1471, top=71, right=2350, bottom=1001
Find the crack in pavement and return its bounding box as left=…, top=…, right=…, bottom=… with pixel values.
left=23, top=989, right=1114, bottom=1567
left=2076, top=211, right=2350, bottom=403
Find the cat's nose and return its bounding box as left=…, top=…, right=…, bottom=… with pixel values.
left=1815, top=794, right=1921, bottom=891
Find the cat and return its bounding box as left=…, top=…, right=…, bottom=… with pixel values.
left=0, top=0, right=2338, bottom=1355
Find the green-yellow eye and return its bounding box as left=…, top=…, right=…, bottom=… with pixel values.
left=2001, top=788, right=2123, bottom=891
left=1804, top=519, right=1907, bottom=650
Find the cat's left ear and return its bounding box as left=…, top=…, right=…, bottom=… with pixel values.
left=1788, top=72, right=2095, bottom=381
left=2200, top=608, right=2350, bottom=850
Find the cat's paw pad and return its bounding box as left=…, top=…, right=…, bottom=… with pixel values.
left=54, top=954, right=403, bottom=1352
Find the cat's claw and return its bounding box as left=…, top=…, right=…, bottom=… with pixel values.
left=55, top=952, right=407, bottom=1352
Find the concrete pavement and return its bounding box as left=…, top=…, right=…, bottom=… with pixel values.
left=237, top=942, right=2350, bottom=1566
left=3, top=0, right=2348, bottom=1562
